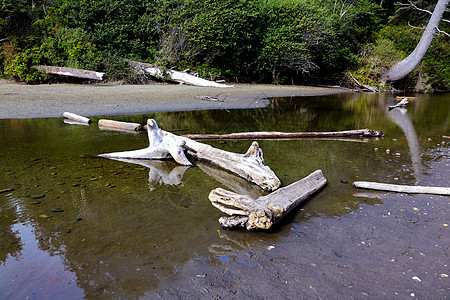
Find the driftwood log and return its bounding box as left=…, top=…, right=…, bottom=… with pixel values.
left=63, top=112, right=91, bottom=124
left=209, top=170, right=327, bottom=230
left=183, top=129, right=383, bottom=140
left=35, top=65, right=105, bottom=80
left=99, top=119, right=281, bottom=191
left=353, top=181, right=450, bottom=196
left=128, top=61, right=232, bottom=88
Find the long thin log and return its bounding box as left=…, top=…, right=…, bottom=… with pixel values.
left=209, top=169, right=327, bottom=230
left=34, top=65, right=105, bottom=81
left=98, top=119, right=281, bottom=191
left=183, top=129, right=383, bottom=140
left=63, top=112, right=91, bottom=124
left=353, top=181, right=450, bottom=196
left=98, top=119, right=142, bottom=131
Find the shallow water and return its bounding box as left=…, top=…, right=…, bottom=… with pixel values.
left=0, top=92, right=448, bottom=299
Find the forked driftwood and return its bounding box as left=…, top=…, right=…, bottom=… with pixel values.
left=183, top=129, right=383, bottom=140
left=209, top=170, right=327, bottom=230
left=353, top=181, right=450, bottom=196
left=99, top=119, right=281, bottom=191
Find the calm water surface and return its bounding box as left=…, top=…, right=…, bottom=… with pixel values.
left=0, top=92, right=448, bottom=298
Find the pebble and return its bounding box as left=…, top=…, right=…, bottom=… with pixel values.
left=412, top=276, right=421, bottom=282
left=267, top=245, right=275, bottom=250
left=0, top=188, right=14, bottom=194
left=39, top=214, right=51, bottom=219
left=440, top=274, right=448, bottom=278
left=386, top=149, right=390, bottom=154
left=51, top=208, right=64, bottom=213
left=31, top=194, right=45, bottom=199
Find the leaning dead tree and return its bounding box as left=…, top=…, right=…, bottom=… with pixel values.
left=99, top=119, right=281, bottom=191
left=382, top=0, right=449, bottom=84
left=183, top=128, right=383, bottom=140
left=209, top=170, right=327, bottom=230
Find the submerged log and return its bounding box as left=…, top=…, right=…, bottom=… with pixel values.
left=353, top=181, right=450, bottom=196
left=99, top=119, right=281, bottom=191
left=183, top=129, right=383, bottom=140
left=209, top=170, right=327, bottom=230
left=98, top=119, right=142, bottom=132
left=63, top=112, right=91, bottom=124
left=35, top=65, right=105, bottom=80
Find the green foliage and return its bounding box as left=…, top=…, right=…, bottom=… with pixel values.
left=3, top=48, right=46, bottom=83
left=0, top=0, right=447, bottom=89
left=39, top=27, right=103, bottom=70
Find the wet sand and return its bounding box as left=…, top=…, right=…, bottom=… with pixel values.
left=0, top=83, right=345, bottom=119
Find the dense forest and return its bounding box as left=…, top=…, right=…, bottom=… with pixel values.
left=0, top=0, right=448, bottom=91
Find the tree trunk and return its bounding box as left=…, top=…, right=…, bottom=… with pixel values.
left=183, top=129, right=383, bottom=140
left=353, top=181, right=450, bottom=196
left=98, top=119, right=281, bottom=191
left=34, top=65, right=105, bottom=80
left=382, top=0, right=449, bottom=83
left=209, top=169, right=327, bottom=230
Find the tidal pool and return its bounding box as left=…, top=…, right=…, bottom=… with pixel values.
left=0, top=92, right=448, bottom=299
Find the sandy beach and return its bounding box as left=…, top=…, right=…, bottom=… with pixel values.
left=0, top=83, right=345, bottom=119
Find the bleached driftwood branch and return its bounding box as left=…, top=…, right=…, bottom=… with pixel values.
left=209, top=170, right=327, bottom=230
left=98, top=119, right=281, bottom=191
left=63, top=112, right=91, bottom=124
left=183, top=129, right=383, bottom=140
left=353, top=181, right=450, bottom=196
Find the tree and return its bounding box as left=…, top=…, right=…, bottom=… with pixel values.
left=381, top=0, right=449, bottom=84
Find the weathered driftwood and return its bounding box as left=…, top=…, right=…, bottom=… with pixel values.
left=34, top=65, right=105, bottom=80
left=99, top=119, right=281, bottom=191
left=98, top=119, right=142, bottom=132
left=396, top=96, right=418, bottom=101
left=183, top=128, right=383, bottom=140
left=389, top=98, right=409, bottom=111
left=353, top=181, right=450, bottom=196
left=209, top=169, right=327, bottom=230
left=146, top=66, right=232, bottom=88
left=63, top=112, right=91, bottom=124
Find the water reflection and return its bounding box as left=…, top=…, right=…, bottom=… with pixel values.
left=387, top=105, right=423, bottom=182
left=0, top=92, right=448, bottom=298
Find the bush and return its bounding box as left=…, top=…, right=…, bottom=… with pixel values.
left=3, top=47, right=45, bottom=83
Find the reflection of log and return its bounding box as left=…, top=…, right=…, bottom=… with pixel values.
left=34, top=65, right=105, bottom=80
left=63, top=112, right=91, bottom=124
left=353, top=181, right=450, bottom=196
left=197, top=162, right=267, bottom=199
left=99, top=119, right=281, bottom=191
left=209, top=170, right=326, bottom=230
left=184, top=129, right=383, bottom=140
left=98, top=119, right=142, bottom=131
left=109, top=158, right=190, bottom=190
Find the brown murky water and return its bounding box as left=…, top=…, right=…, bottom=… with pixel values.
left=0, top=93, right=448, bottom=299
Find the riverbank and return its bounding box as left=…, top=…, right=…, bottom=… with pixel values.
left=0, top=83, right=346, bottom=119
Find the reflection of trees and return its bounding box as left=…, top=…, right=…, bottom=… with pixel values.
left=0, top=196, right=23, bottom=263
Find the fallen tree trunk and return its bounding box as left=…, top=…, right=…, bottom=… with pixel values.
left=99, top=119, right=281, bottom=191
left=63, top=112, right=91, bottom=124
left=183, top=128, right=383, bottom=140
left=209, top=169, right=326, bottom=230
left=129, top=60, right=232, bottom=88
left=34, top=65, right=105, bottom=80
left=353, top=181, right=450, bottom=196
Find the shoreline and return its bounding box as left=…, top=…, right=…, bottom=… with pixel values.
left=0, top=83, right=347, bottom=119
